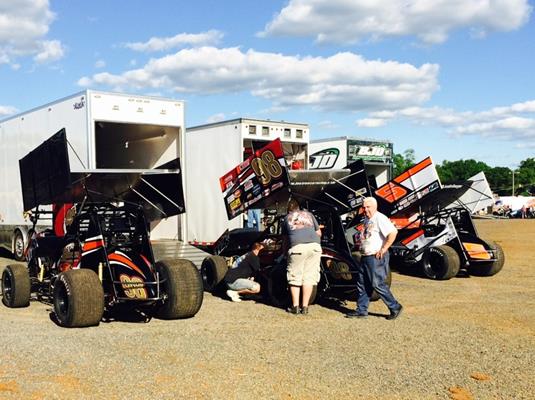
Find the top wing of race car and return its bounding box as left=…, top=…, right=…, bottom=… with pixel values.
left=19, top=129, right=185, bottom=220
left=219, top=138, right=372, bottom=219
left=374, top=157, right=493, bottom=218
left=374, top=157, right=443, bottom=217
left=443, top=171, right=494, bottom=214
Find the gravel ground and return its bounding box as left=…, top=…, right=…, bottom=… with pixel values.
left=1, top=219, right=534, bottom=400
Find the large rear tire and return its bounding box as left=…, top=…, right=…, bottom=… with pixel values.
left=200, top=256, right=228, bottom=292
left=53, top=269, right=104, bottom=327
left=468, top=240, right=505, bottom=276
left=2, top=264, right=31, bottom=308
left=155, top=259, right=204, bottom=319
left=421, top=245, right=460, bottom=280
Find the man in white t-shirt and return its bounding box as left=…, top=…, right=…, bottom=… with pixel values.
left=346, top=197, right=403, bottom=320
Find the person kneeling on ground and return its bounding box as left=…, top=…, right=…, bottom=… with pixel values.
left=224, top=242, right=264, bottom=302
left=283, top=198, right=322, bottom=315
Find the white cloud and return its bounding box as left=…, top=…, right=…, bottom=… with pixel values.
left=206, top=113, right=226, bottom=123
left=357, top=118, right=387, bottom=128
left=33, top=39, right=65, bottom=63
left=124, top=30, right=224, bottom=52
left=78, top=46, right=439, bottom=112
left=261, top=0, right=532, bottom=45
left=0, top=0, right=64, bottom=64
left=0, top=105, right=18, bottom=117
left=357, top=100, right=535, bottom=142
left=317, top=120, right=340, bottom=130
left=95, top=59, right=106, bottom=68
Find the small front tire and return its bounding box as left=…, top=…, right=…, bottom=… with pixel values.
left=200, top=256, right=228, bottom=292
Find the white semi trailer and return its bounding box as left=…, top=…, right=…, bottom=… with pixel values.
left=185, top=118, right=309, bottom=243
left=309, top=136, right=393, bottom=188
left=0, top=90, right=185, bottom=259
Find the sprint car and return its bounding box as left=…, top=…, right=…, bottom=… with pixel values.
left=1, top=129, right=203, bottom=327
left=198, top=138, right=390, bottom=307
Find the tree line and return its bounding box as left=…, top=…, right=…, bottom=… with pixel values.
left=393, top=149, right=535, bottom=196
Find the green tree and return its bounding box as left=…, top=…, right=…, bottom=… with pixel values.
left=516, top=158, right=535, bottom=195
left=436, top=159, right=490, bottom=183
left=485, top=167, right=512, bottom=195
left=393, top=149, right=415, bottom=177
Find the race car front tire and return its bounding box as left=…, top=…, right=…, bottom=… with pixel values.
left=53, top=269, right=104, bottom=328
left=200, top=256, right=228, bottom=292
left=2, top=264, right=31, bottom=308
left=421, top=245, right=460, bottom=280
left=468, top=240, right=505, bottom=276
left=155, top=259, right=204, bottom=319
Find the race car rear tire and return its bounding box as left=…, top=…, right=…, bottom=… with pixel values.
left=468, top=240, right=505, bottom=276
left=155, top=259, right=204, bottom=319
left=2, top=264, right=31, bottom=308
left=421, top=245, right=460, bottom=280
left=200, top=256, right=228, bottom=292
left=266, top=267, right=317, bottom=308
left=53, top=269, right=104, bottom=327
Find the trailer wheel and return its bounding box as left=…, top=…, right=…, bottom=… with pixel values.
left=468, top=240, right=505, bottom=276
left=13, top=230, right=25, bottom=261
left=2, top=264, right=31, bottom=308
left=200, top=256, right=228, bottom=292
left=266, top=266, right=316, bottom=308
left=421, top=245, right=460, bottom=280
left=53, top=269, right=104, bottom=327
left=155, top=259, right=204, bottom=319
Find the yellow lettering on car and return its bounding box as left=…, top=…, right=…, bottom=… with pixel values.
left=119, top=274, right=147, bottom=299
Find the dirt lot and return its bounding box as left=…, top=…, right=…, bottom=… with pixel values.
left=1, top=219, right=534, bottom=399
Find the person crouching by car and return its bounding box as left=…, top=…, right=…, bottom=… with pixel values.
left=224, top=242, right=265, bottom=302
left=283, top=198, right=322, bottom=315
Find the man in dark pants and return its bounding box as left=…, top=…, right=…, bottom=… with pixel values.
left=347, top=197, right=403, bottom=320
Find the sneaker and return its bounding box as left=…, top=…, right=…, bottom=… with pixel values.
left=301, top=306, right=309, bottom=315
left=226, top=290, right=242, bottom=302
left=345, top=310, right=368, bottom=318
left=386, top=305, right=403, bottom=320
left=286, top=305, right=300, bottom=314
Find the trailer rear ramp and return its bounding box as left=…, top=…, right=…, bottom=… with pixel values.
left=152, top=240, right=210, bottom=269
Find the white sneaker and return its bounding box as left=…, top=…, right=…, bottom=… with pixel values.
left=226, top=290, right=242, bottom=302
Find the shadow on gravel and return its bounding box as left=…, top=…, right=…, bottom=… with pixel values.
left=48, top=306, right=152, bottom=327
left=0, top=248, right=14, bottom=259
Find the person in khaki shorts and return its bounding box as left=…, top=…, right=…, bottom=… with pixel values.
left=282, top=198, right=322, bottom=315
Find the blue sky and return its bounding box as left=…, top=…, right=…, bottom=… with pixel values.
left=1, top=0, right=534, bottom=168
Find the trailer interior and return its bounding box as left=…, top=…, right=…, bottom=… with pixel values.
left=95, top=121, right=180, bottom=169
